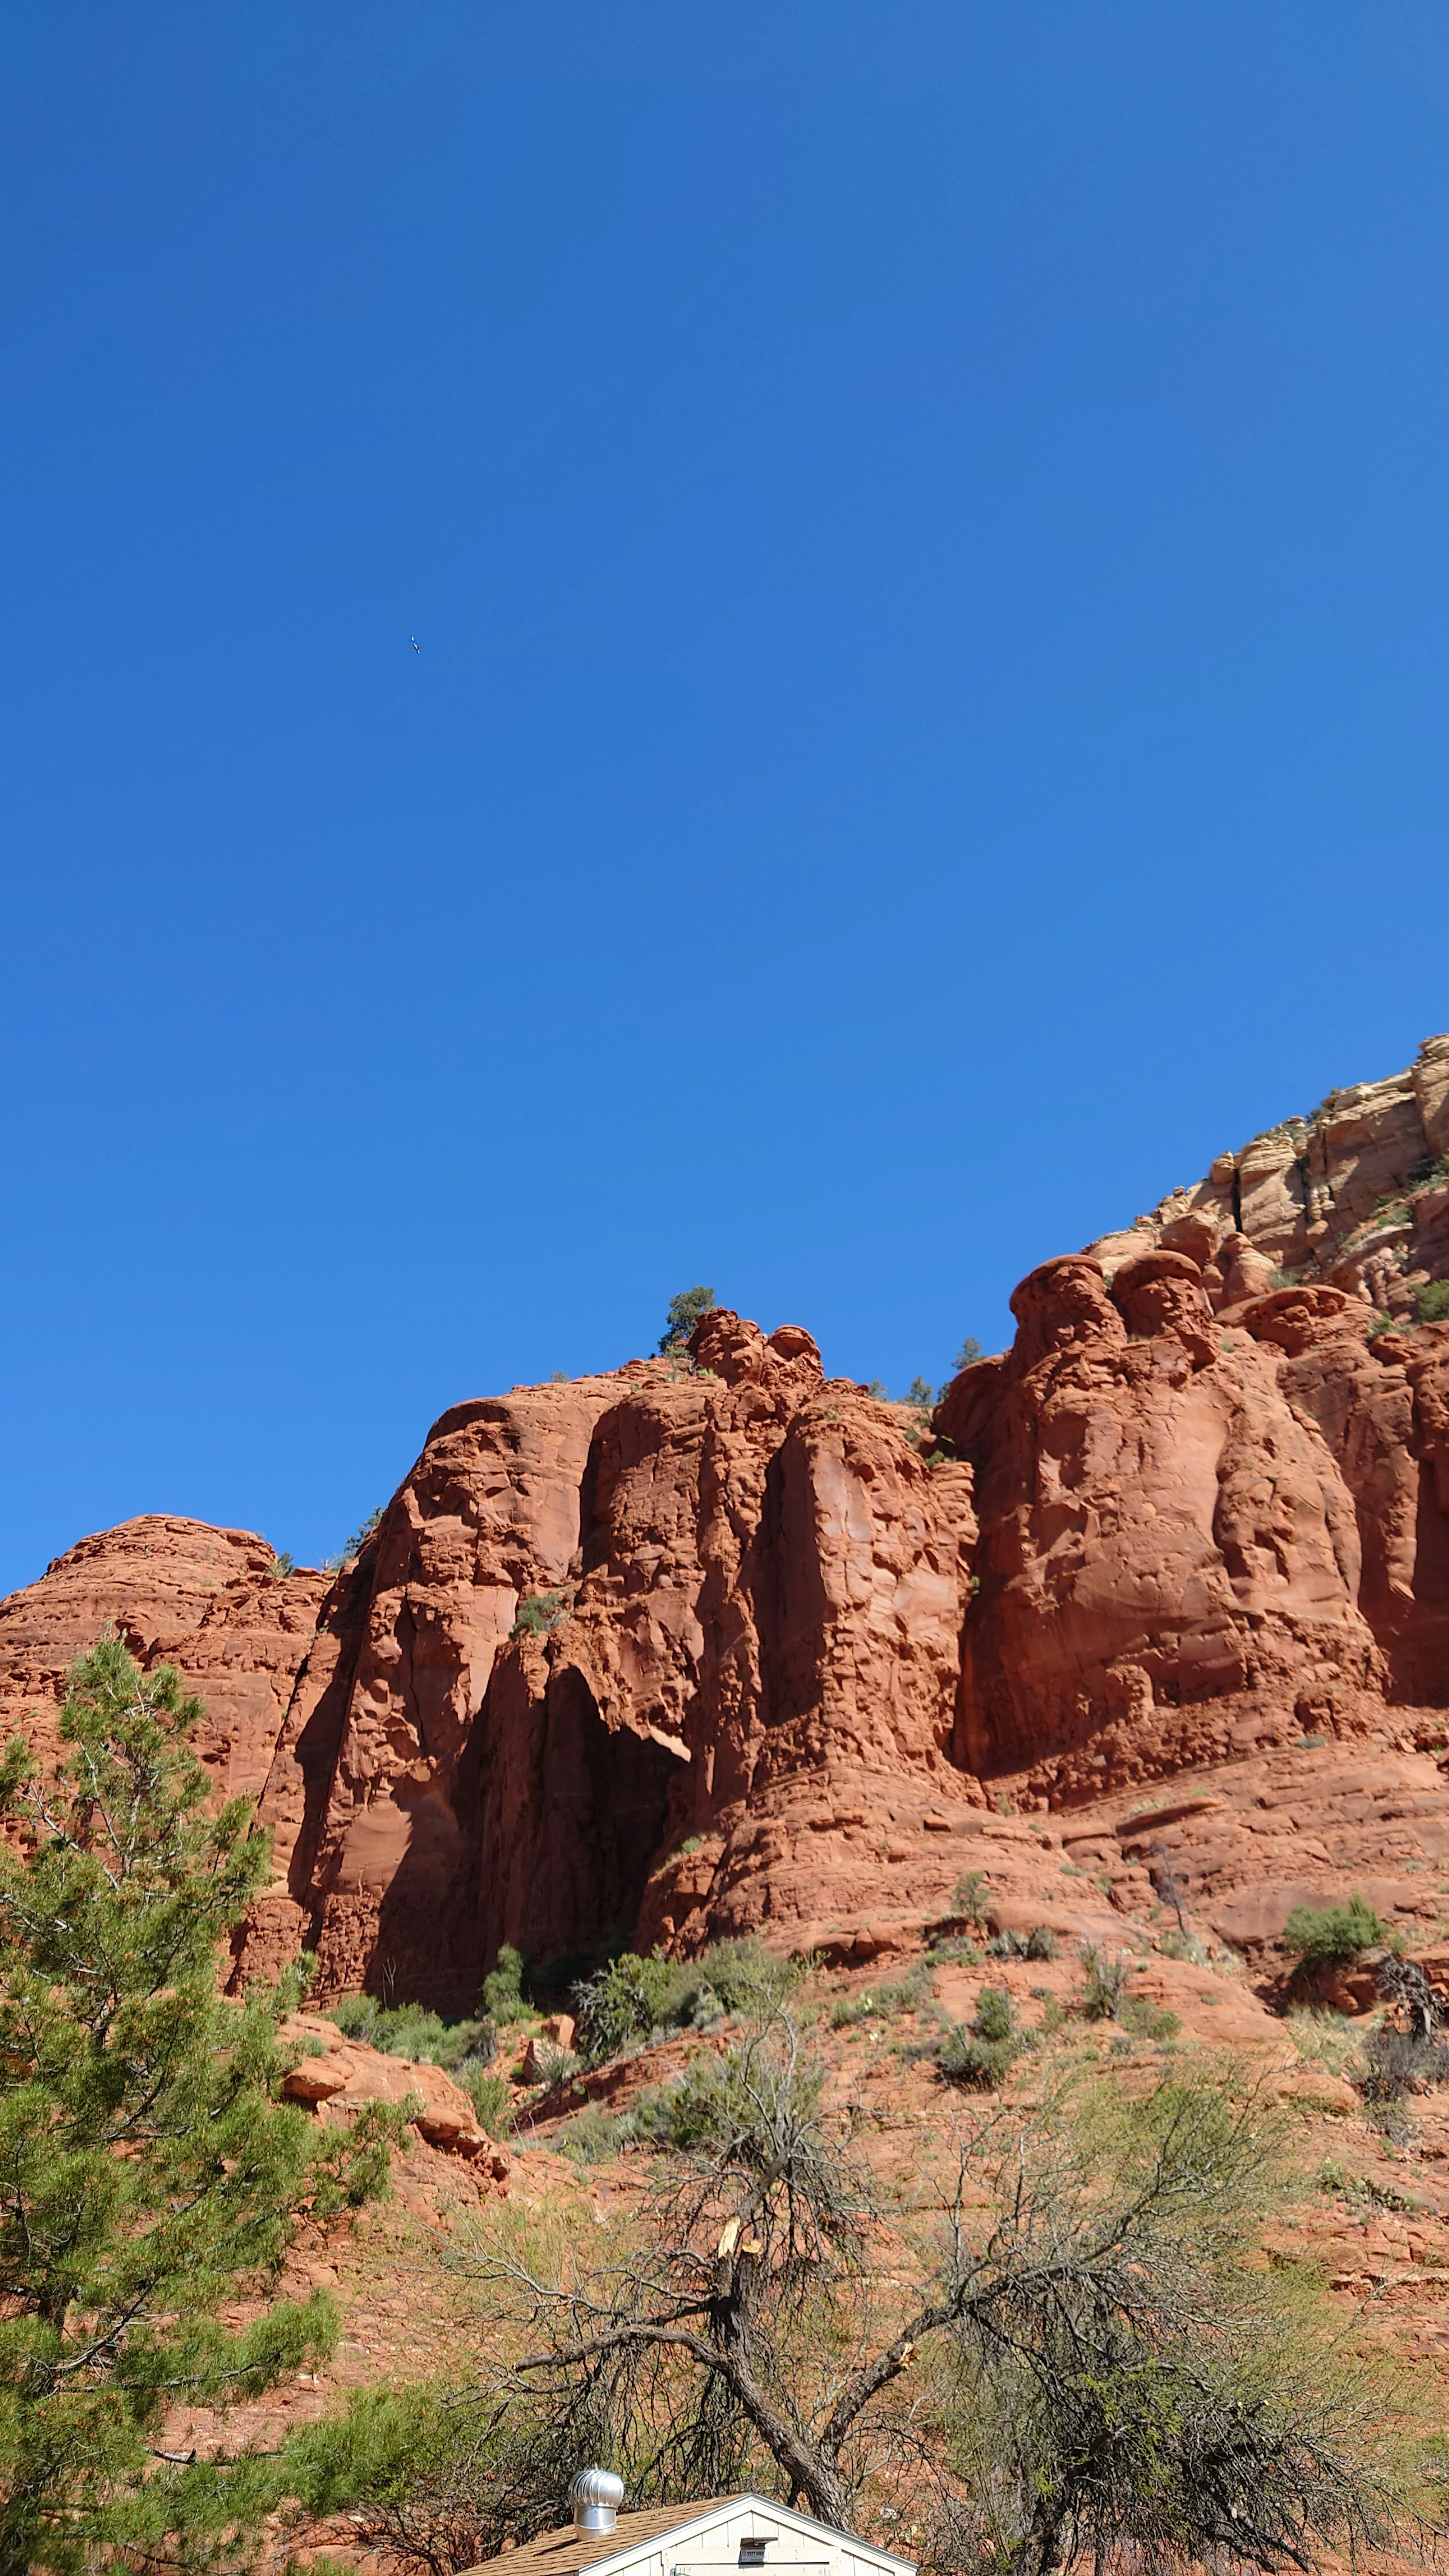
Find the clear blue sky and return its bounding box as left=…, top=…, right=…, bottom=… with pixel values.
left=3, top=3, right=1448, bottom=1592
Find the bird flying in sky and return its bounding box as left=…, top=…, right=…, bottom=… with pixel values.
left=410, top=636, right=424, bottom=653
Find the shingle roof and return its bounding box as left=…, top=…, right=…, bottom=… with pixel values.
left=468, top=2501, right=738, bottom=2576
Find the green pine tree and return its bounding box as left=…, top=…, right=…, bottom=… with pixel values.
left=0, top=1636, right=401, bottom=2576
left=658, top=1284, right=716, bottom=1352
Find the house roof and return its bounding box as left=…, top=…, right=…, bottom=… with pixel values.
left=470, top=2494, right=914, bottom=2576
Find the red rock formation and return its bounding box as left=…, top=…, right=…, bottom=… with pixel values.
left=247, top=1315, right=978, bottom=1997
left=1088, top=1033, right=1449, bottom=1315
left=4, top=1054, right=1449, bottom=2008
left=935, top=1250, right=1385, bottom=1801
left=0, top=1514, right=326, bottom=1798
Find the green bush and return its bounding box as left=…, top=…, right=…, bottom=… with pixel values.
left=906, top=1375, right=936, bottom=1407
left=482, top=1944, right=529, bottom=2024
left=321, top=1989, right=495, bottom=2071
left=1120, top=1996, right=1182, bottom=2044
left=266, top=1551, right=295, bottom=1578
left=1281, top=1893, right=1389, bottom=1972
left=510, top=1591, right=567, bottom=1640
left=464, top=2071, right=514, bottom=2136
left=935, top=2005, right=1019, bottom=2088
left=323, top=1994, right=498, bottom=2072
left=974, top=1985, right=1014, bottom=2043
left=1416, top=1279, right=1449, bottom=1323
left=700, top=1936, right=802, bottom=2011
left=566, top=1935, right=801, bottom=2068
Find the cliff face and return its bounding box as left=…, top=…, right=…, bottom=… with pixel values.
left=243, top=1311, right=978, bottom=2002
left=1087, top=1031, right=1449, bottom=1315
left=3, top=1043, right=1449, bottom=2005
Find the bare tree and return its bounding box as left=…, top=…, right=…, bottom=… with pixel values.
left=433, top=2016, right=1417, bottom=2576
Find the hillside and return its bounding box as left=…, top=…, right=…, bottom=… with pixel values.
left=6, top=1035, right=1449, bottom=2557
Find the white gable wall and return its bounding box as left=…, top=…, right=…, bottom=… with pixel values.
left=586, top=2498, right=913, bottom=2576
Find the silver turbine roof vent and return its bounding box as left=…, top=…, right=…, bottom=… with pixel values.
left=571, top=2468, right=625, bottom=2533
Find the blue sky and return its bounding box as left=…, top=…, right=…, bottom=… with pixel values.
left=3, top=3, right=1448, bottom=1591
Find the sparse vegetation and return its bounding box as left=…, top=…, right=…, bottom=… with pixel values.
left=323, top=1505, right=383, bottom=1574
left=266, top=1549, right=296, bottom=1576
left=952, top=1867, right=992, bottom=1924
left=306, top=2054, right=1418, bottom=2570
left=1078, top=1941, right=1137, bottom=2021
left=1358, top=2023, right=1449, bottom=2105
left=1416, top=1279, right=1449, bottom=1323
left=986, top=1924, right=1058, bottom=1961
left=952, top=1335, right=984, bottom=1372
left=829, top=1961, right=935, bottom=2028
left=906, top=1374, right=935, bottom=1407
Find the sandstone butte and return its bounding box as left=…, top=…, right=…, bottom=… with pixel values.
left=3, top=1032, right=1449, bottom=2023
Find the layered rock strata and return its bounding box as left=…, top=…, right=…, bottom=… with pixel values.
left=1088, top=1032, right=1449, bottom=1315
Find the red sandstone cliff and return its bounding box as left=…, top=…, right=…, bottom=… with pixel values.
left=3, top=1044, right=1448, bottom=2006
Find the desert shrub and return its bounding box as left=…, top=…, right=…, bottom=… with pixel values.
left=988, top=1925, right=1058, bottom=1961
left=266, top=1550, right=295, bottom=1577
left=906, top=1375, right=936, bottom=1407
left=1416, top=1279, right=1449, bottom=1323
left=936, top=1993, right=1020, bottom=2088
left=697, top=1935, right=802, bottom=2015
left=1079, top=1943, right=1135, bottom=2021
left=1358, top=2024, right=1449, bottom=2105
left=482, top=1944, right=529, bottom=2024
left=463, top=2070, right=514, bottom=2137
left=323, top=1995, right=498, bottom=2073
left=659, top=1285, right=716, bottom=1352
left=927, top=1934, right=983, bottom=1966
left=1120, top=1996, right=1181, bottom=2044
left=1158, top=1928, right=1211, bottom=1966
left=974, top=1986, right=1013, bottom=2042
left=528, top=2042, right=581, bottom=2094
left=952, top=1868, right=991, bottom=1924
left=571, top=1946, right=739, bottom=2064
left=1282, top=1893, right=1390, bottom=1972
left=829, top=1962, right=934, bottom=2028
left=511, top=1591, right=567, bottom=1640
left=952, top=1335, right=984, bottom=1372
left=556, top=2105, right=633, bottom=2164
left=1287, top=2005, right=1377, bottom=2082
left=323, top=1506, right=383, bottom=1573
